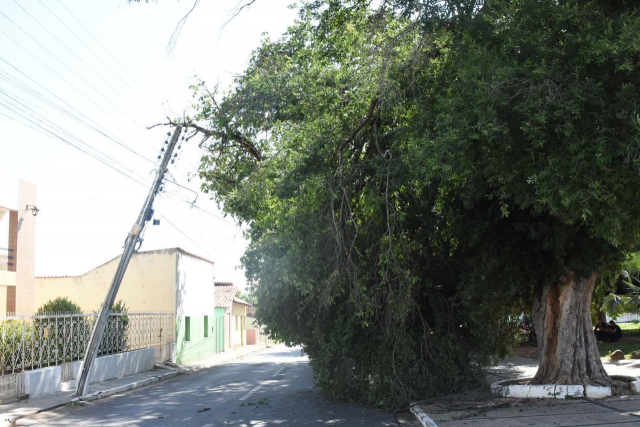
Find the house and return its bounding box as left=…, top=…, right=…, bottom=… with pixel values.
left=0, top=177, right=37, bottom=315
left=35, top=247, right=218, bottom=363
left=214, top=282, right=252, bottom=351
left=246, top=305, right=268, bottom=345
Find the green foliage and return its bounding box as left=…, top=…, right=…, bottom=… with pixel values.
left=187, top=0, right=640, bottom=410
left=0, top=321, right=33, bottom=370
left=36, top=297, right=82, bottom=315
left=99, top=300, right=129, bottom=354
left=35, top=298, right=89, bottom=364
left=601, top=253, right=640, bottom=317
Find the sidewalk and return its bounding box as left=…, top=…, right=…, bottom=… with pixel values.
left=181, top=343, right=267, bottom=369
left=0, top=344, right=268, bottom=427
left=411, top=356, right=640, bottom=427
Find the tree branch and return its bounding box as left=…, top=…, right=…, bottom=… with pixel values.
left=338, top=96, right=379, bottom=153
left=166, top=0, right=201, bottom=55
left=148, top=119, right=262, bottom=161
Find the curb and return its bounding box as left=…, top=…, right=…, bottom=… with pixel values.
left=73, top=371, right=181, bottom=403
left=410, top=403, right=439, bottom=427
left=8, top=370, right=181, bottom=425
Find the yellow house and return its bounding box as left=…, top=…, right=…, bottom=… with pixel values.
left=214, top=282, right=252, bottom=351
left=35, top=247, right=218, bottom=363
left=35, top=248, right=179, bottom=313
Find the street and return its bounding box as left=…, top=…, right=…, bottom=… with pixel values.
left=18, top=345, right=412, bottom=426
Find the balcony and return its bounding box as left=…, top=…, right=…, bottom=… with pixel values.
left=0, top=247, right=14, bottom=271
left=0, top=248, right=16, bottom=287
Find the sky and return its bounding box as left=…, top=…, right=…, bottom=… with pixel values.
left=0, top=0, right=299, bottom=288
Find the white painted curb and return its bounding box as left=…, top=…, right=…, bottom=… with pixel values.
left=491, top=379, right=596, bottom=398
left=410, top=403, right=439, bottom=427
left=491, top=376, right=640, bottom=399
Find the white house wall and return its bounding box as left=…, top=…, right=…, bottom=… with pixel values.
left=175, top=252, right=215, bottom=317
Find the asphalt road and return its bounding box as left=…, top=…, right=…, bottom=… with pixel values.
left=20, top=345, right=414, bottom=426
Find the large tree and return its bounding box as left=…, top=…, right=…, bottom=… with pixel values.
left=170, top=0, right=640, bottom=408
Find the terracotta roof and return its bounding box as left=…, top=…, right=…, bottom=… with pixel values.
left=214, top=281, right=234, bottom=287
left=215, top=284, right=238, bottom=308
left=233, top=297, right=253, bottom=307
left=214, top=283, right=253, bottom=308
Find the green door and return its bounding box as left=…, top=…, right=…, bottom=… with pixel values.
left=215, top=308, right=225, bottom=353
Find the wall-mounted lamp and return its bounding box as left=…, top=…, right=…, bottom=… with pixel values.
left=25, top=205, right=39, bottom=217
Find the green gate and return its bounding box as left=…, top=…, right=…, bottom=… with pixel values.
left=215, top=308, right=225, bottom=353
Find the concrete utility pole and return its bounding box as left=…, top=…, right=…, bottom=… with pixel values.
left=75, top=126, right=182, bottom=397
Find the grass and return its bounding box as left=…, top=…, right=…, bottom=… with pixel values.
left=617, top=323, right=640, bottom=335
left=597, top=342, right=640, bottom=359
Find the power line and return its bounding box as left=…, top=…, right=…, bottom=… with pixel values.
left=0, top=105, right=150, bottom=189
left=0, top=92, right=151, bottom=186
left=55, top=0, right=167, bottom=120
left=0, top=27, right=159, bottom=152
left=32, top=0, right=162, bottom=126
left=0, top=69, right=155, bottom=165
left=0, top=8, right=158, bottom=147
left=157, top=209, right=216, bottom=260
left=162, top=189, right=239, bottom=228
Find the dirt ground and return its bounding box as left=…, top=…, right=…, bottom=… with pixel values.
left=511, top=344, right=538, bottom=359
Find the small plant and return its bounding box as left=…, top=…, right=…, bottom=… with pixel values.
left=36, top=297, right=82, bottom=315
left=95, top=300, right=129, bottom=355
left=34, top=298, right=88, bottom=365
left=257, top=397, right=269, bottom=405
left=0, top=321, right=34, bottom=371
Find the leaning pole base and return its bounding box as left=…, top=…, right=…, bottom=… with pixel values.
left=490, top=376, right=640, bottom=399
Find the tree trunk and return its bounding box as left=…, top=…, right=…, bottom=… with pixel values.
left=531, top=269, right=611, bottom=386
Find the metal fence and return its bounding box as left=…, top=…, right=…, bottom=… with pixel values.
left=0, top=312, right=174, bottom=375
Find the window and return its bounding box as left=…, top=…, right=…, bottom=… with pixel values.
left=204, top=316, right=209, bottom=338
left=185, top=316, right=191, bottom=342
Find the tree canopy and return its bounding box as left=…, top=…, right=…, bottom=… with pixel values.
left=181, top=0, right=640, bottom=409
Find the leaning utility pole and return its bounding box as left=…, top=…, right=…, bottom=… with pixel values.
left=75, top=126, right=182, bottom=397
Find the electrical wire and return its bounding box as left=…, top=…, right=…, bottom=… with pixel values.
left=161, top=189, right=240, bottom=229
left=0, top=15, right=157, bottom=150
left=0, top=107, right=150, bottom=189
left=42, top=0, right=167, bottom=120
left=0, top=70, right=155, bottom=165
left=55, top=0, right=167, bottom=120
left=30, top=0, right=160, bottom=127
left=157, top=211, right=216, bottom=260
left=0, top=92, right=151, bottom=186
left=0, top=27, right=157, bottom=150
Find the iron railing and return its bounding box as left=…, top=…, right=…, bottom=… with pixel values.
left=0, top=247, right=14, bottom=271
left=0, top=312, right=174, bottom=375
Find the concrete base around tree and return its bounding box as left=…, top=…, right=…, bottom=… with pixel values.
left=411, top=356, right=640, bottom=426
left=490, top=379, right=613, bottom=399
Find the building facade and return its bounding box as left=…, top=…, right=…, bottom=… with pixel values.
left=35, top=248, right=217, bottom=363
left=0, top=177, right=37, bottom=315
left=214, top=282, right=251, bottom=352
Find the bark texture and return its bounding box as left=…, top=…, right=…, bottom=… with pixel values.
left=531, top=269, right=611, bottom=386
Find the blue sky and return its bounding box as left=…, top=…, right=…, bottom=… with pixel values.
left=0, top=0, right=298, bottom=287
